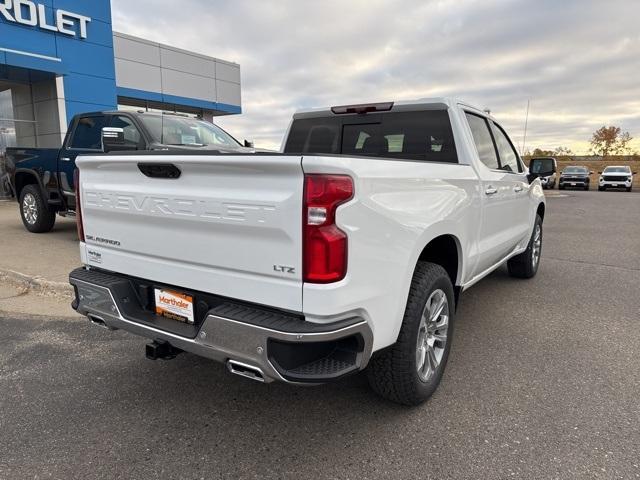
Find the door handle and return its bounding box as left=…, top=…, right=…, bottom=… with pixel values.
left=485, top=186, right=498, bottom=195
left=60, top=157, right=72, bottom=162
left=514, top=185, right=523, bottom=193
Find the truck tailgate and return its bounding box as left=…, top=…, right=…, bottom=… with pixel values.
left=76, top=154, right=304, bottom=311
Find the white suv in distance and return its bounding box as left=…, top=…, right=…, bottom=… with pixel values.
left=598, top=166, right=635, bottom=192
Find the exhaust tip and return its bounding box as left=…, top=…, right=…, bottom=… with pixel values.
left=227, top=360, right=265, bottom=383
left=87, top=314, right=116, bottom=330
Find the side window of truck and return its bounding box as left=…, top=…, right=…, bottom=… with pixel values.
left=69, top=116, right=109, bottom=150
left=490, top=122, right=523, bottom=173
left=465, top=112, right=499, bottom=170
left=111, top=116, right=142, bottom=148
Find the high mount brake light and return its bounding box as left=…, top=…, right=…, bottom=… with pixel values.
left=74, top=169, right=84, bottom=242
left=330, top=102, right=394, bottom=115
left=303, top=174, right=353, bottom=283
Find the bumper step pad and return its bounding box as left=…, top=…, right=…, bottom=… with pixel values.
left=289, top=356, right=355, bottom=377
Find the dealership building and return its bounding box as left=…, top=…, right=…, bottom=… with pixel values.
left=0, top=0, right=242, bottom=153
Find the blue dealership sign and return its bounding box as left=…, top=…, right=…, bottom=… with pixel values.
left=0, top=0, right=117, bottom=121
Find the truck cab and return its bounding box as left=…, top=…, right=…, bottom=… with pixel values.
left=6, top=111, right=250, bottom=232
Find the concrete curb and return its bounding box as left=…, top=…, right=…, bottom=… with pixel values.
left=0, top=268, right=73, bottom=299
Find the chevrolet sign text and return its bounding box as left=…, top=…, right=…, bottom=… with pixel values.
left=0, top=0, right=91, bottom=38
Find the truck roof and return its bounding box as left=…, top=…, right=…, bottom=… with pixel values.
left=293, top=97, right=490, bottom=119
left=70, top=110, right=193, bottom=119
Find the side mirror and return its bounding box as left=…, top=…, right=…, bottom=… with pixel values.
left=102, top=127, right=125, bottom=153
left=528, top=158, right=556, bottom=183
left=244, top=139, right=254, bottom=148
left=590, top=171, right=594, bottom=175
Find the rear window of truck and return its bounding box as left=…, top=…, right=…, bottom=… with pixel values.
left=70, top=116, right=109, bottom=150
left=284, top=110, right=458, bottom=163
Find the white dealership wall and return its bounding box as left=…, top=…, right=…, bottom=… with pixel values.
left=113, top=32, right=241, bottom=118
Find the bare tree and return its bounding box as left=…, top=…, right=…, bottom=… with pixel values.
left=613, top=131, right=632, bottom=155
left=553, top=146, right=573, bottom=156
left=530, top=148, right=554, bottom=157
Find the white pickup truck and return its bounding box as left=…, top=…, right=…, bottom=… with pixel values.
left=69, top=98, right=551, bottom=405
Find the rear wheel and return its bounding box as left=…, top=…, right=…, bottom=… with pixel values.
left=508, top=214, right=542, bottom=279
left=367, top=262, right=455, bottom=406
left=19, top=184, right=56, bottom=233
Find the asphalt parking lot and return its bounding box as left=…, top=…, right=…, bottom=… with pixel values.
left=1, top=191, right=639, bottom=479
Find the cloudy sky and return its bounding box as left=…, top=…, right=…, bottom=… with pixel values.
left=111, top=0, right=640, bottom=153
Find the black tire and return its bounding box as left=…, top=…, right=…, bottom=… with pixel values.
left=558, top=185, right=564, bottom=190
left=627, top=186, right=632, bottom=192
left=367, top=262, right=455, bottom=406
left=598, top=186, right=604, bottom=191
left=19, top=184, right=56, bottom=233
left=508, top=214, right=542, bottom=279
left=584, top=185, right=589, bottom=191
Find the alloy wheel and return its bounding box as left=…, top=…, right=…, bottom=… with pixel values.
left=416, top=289, right=449, bottom=382
left=22, top=193, right=38, bottom=225
left=531, top=224, right=542, bottom=269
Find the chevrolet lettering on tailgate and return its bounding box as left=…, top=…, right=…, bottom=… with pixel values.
left=84, top=191, right=277, bottom=224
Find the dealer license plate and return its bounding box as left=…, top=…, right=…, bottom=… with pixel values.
left=571, top=182, right=576, bottom=186
left=154, top=289, right=194, bottom=324
left=612, top=183, right=618, bottom=187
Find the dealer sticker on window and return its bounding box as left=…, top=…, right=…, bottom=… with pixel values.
left=154, top=289, right=194, bottom=324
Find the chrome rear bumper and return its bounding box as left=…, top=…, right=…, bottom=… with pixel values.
left=70, top=268, right=373, bottom=384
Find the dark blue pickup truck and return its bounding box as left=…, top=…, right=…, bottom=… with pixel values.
left=5, top=110, right=252, bottom=233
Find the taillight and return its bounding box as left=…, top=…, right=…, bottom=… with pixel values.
left=74, top=168, right=85, bottom=242
left=303, top=174, right=353, bottom=283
